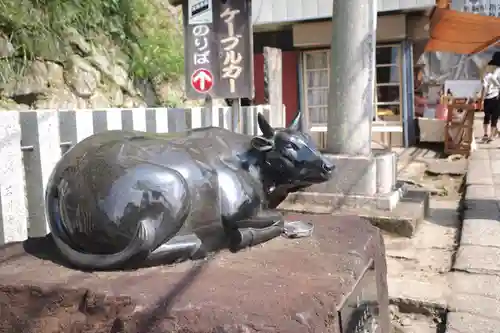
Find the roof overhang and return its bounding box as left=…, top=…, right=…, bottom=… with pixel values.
left=426, top=8, right=500, bottom=54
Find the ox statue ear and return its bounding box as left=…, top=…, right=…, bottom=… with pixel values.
left=288, top=111, right=302, bottom=132
left=257, top=113, right=274, bottom=138
left=251, top=136, right=274, bottom=152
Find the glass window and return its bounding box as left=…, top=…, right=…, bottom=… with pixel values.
left=307, top=88, right=329, bottom=107
left=376, top=66, right=400, bottom=84
left=375, top=84, right=401, bottom=121
left=376, top=105, right=401, bottom=121
left=306, top=70, right=328, bottom=88
left=375, top=45, right=402, bottom=122
left=308, top=106, right=328, bottom=124
left=305, top=52, right=328, bottom=70
left=376, top=46, right=399, bottom=66
left=304, top=51, right=329, bottom=126
left=303, top=46, right=403, bottom=125
left=377, top=86, right=400, bottom=104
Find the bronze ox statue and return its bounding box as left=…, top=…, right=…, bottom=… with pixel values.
left=44, top=111, right=334, bottom=270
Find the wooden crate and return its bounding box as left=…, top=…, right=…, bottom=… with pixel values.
left=444, top=101, right=475, bottom=157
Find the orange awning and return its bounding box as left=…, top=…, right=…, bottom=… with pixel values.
left=426, top=8, right=500, bottom=54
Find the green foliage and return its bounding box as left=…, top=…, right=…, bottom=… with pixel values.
left=0, top=0, right=184, bottom=81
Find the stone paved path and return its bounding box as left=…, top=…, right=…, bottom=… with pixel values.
left=381, top=147, right=463, bottom=332
left=446, top=113, right=500, bottom=332
left=385, top=199, right=459, bottom=309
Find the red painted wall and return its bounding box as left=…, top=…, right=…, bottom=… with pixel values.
left=253, top=51, right=299, bottom=126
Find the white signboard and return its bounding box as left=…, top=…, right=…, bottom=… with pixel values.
left=188, top=0, right=213, bottom=25
left=444, top=80, right=482, bottom=98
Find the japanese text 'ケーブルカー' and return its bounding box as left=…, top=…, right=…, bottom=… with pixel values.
left=220, top=7, right=243, bottom=93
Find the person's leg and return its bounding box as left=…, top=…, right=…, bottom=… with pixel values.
left=484, top=123, right=490, bottom=137
left=484, top=98, right=493, bottom=140
left=483, top=123, right=490, bottom=140
left=490, top=99, right=500, bottom=141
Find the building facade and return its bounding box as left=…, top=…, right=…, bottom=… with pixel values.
left=251, top=0, right=436, bottom=147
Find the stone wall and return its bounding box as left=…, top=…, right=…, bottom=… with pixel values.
left=0, top=28, right=187, bottom=110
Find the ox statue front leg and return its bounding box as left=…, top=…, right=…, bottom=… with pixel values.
left=217, top=163, right=285, bottom=252
left=226, top=210, right=284, bottom=251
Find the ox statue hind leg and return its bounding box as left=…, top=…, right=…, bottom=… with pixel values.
left=225, top=210, right=285, bottom=252
left=46, top=163, right=205, bottom=270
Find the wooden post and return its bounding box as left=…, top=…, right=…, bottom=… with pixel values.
left=436, top=0, right=451, bottom=9
left=231, top=98, right=242, bottom=133
left=204, top=95, right=213, bottom=110
left=264, top=47, right=284, bottom=128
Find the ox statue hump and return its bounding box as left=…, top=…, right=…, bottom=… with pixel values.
left=45, top=111, right=334, bottom=270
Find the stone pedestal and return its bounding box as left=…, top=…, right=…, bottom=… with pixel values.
left=0, top=214, right=389, bottom=333
left=284, top=151, right=402, bottom=211
left=308, top=0, right=397, bottom=212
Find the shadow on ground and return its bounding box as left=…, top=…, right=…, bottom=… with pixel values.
left=20, top=234, right=225, bottom=273
left=462, top=198, right=500, bottom=220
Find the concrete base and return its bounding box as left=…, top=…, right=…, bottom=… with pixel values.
left=280, top=187, right=429, bottom=238
left=287, top=151, right=401, bottom=211
left=283, top=187, right=404, bottom=211
left=279, top=151, right=431, bottom=237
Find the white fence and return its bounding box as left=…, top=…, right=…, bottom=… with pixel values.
left=0, top=105, right=283, bottom=245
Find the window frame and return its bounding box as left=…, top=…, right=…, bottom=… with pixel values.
left=302, top=49, right=330, bottom=127
left=374, top=43, right=403, bottom=123
left=302, top=43, right=403, bottom=128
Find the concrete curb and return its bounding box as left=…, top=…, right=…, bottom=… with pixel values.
left=446, top=143, right=500, bottom=331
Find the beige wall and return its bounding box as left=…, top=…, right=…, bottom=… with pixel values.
left=407, top=15, right=430, bottom=40
left=293, top=14, right=430, bottom=47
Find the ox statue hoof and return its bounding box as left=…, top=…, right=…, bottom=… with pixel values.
left=228, top=220, right=284, bottom=252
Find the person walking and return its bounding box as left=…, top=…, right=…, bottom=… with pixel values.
left=480, top=63, right=500, bottom=142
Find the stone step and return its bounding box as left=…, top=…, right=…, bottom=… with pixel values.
left=362, top=189, right=430, bottom=237
left=280, top=188, right=429, bottom=237
left=388, top=271, right=449, bottom=312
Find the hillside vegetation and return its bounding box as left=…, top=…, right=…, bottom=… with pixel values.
left=0, top=0, right=185, bottom=108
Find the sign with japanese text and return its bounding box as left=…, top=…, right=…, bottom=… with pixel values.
left=182, top=0, right=253, bottom=100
